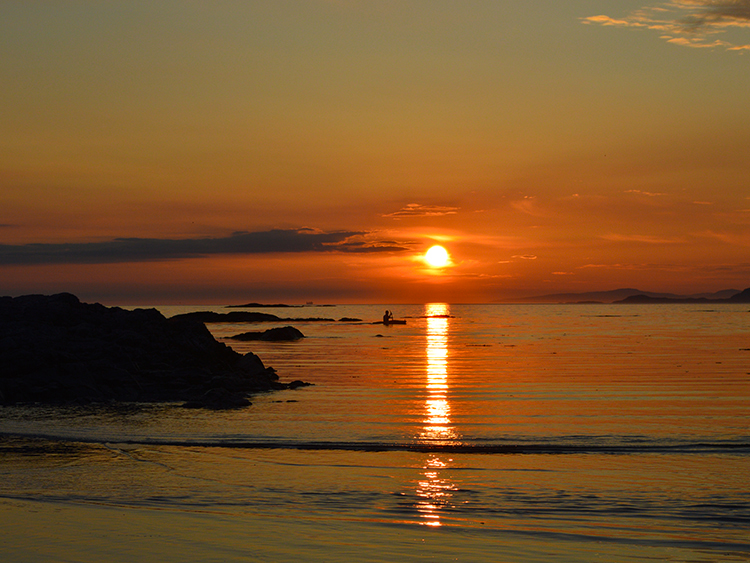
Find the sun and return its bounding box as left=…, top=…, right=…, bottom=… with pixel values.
left=424, top=245, right=450, bottom=268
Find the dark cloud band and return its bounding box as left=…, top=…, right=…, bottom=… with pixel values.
left=0, top=229, right=408, bottom=265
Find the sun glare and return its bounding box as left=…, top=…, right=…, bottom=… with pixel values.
left=424, top=245, right=450, bottom=268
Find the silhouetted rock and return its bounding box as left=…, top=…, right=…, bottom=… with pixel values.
left=729, top=288, right=750, bottom=303
left=230, top=326, right=305, bottom=341
left=0, top=293, right=311, bottom=409
left=170, top=311, right=334, bottom=323
left=170, top=311, right=282, bottom=323
left=182, top=387, right=252, bottom=410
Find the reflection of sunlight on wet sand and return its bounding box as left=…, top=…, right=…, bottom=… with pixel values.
left=416, top=303, right=459, bottom=527
left=415, top=456, right=457, bottom=527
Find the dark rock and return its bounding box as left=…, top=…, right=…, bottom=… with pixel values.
left=170, top=311, right=334, bottom=323
left=182, top=388, right=252, bottom=410
left=259, top=326, right=304, bottom=341
left=236, top=352, right=267, bottom=372
left=170, top=310, right=282, bottom=323
left=338, top=317, right=362, bottom=322
left=729, top=288, right=750, bottom=303
left=230, top=331, right=265, bottom=341
left=0, top=293, right=312, bottom=409
left=288, top=380, right=313, bottom=389
left=230, top=326, right=305, bottom=342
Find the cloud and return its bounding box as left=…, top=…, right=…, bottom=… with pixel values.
left=510, top=196, right=550, bottom=217
left=383, top=203, right=460, bottom=219
left=582, top=1, right=750, bottom=51
left=513, top=254, right=538, bottom=260
left=698, top=229, right=750, bottom=245
left=625, top=190, right=666, bottom=197
left=678, top=0, right=750, bottom=28
left=0, top=229, right=409, bottom=266
left=601, top=233, right=686, bottom=244
left=583, top=15, right=638, bottom=27
left=579, top=262, right=657, bottom=271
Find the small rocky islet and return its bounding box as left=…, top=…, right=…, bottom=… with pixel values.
left=0, top=293, right=311, bottom=409
left=229, top=326, right=305, bottom=341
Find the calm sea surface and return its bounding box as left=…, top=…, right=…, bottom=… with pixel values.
left=1, top=303, right=748, bottom=562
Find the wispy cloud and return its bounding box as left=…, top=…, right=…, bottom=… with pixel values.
left=0, top=229, right=409, bottom=265
left=578, top=262, right=687, bottom=271
left=513, top=254, right=538, bottom=260
left=383, top=203, right=460, bottom=219
left=625, top=190, right=667, bottom=197
left=582, top=1, right=750, bottom=51
left=698, top=229, right=750, bottom=245
left=510, top=196, right=550, bottom=218
left=601, top=233, right=686, bottom=244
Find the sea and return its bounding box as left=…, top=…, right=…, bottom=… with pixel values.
left=1, top=303, right=748, bottom=562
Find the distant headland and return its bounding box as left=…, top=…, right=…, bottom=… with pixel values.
left=615, top=287, right=750, bottom=304
left=511, top=287, right=750, bottom=304
left=225, top=302, right=334, bottom=308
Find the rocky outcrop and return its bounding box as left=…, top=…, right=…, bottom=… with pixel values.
left=170, top=311, right=284, bottom=323
left=170, top=311, right=334, bottom=323
left=230, top=326, right=305, bottom=341
left=729, top=288, right=750, bottom=303
left=0, top=293, right=310, bottom=409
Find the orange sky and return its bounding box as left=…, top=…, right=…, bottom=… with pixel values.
left=2, top=1, right=749, bottom=304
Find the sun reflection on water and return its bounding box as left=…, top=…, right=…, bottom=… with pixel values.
left=416, top=303, right=459, bottom=527
left=421, top=303, right=457, bottom=443
left=415, top=456, right=457, bottom=527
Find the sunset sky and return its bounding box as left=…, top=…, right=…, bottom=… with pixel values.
left=2, top=1, right=749, bottom=304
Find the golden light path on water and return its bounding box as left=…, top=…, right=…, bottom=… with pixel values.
left=422, top=303, right=455, bottom=442
left=416, top=303, right=459, bottom=527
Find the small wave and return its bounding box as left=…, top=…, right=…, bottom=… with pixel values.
left=2, top=432, right=748, bottom=455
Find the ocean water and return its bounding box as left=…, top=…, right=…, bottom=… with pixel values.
left=1, top=303, right=748, bottom=562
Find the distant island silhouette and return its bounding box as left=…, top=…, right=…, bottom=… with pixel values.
left=615, top=288, right=750, bottom=304
left=226, top=302, right=301, bottom=308
left=171, top=311, right=338, bottom=323
left=225, top=302, right=334, bottom=309
left=512, top=287, right=750, bottom=304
